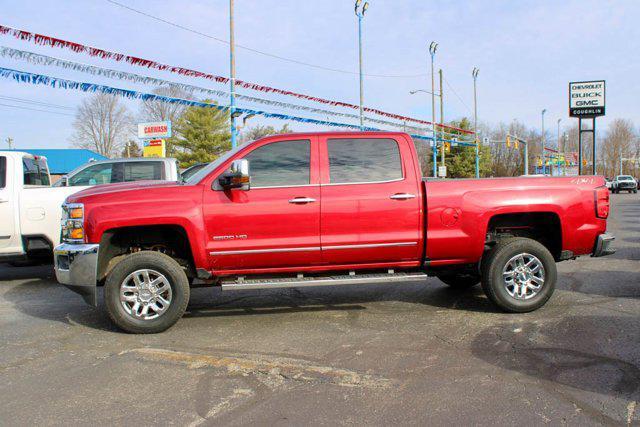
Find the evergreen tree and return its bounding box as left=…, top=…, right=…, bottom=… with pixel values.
left=174, top=100, right=231, bottom=167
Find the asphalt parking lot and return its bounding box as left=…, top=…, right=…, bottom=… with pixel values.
left=0, top=194, right=638, bottom=426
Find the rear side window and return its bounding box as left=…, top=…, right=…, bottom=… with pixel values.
left=0, top=156, right=6, bottom=189
left=327, top=138, right=403, bottom=184
left=123, top=162, right=164, bottom=182
left=244, top=140, right=310, bottom=187
left=69, top=163, right=113, bottom=186
left=23, top=156, right=50, bottom=186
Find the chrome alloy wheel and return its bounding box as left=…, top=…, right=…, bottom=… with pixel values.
left=502, top=253, right=545, bottom=300
left=120, top=269, right=172, bottom=320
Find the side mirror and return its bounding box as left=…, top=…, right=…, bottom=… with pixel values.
left=60, top=175, right=69, bottom=187
left=218, top=159, right=250, bottom=190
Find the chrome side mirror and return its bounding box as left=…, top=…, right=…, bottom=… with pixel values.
left=218, top=159, right=250, bottom=190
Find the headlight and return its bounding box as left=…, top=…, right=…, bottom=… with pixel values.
left=61, top=203, right=84, bottom=243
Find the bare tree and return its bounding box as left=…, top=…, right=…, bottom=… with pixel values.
left=71, top=93, right=133, bottom=157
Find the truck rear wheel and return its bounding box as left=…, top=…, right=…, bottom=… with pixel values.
left=104, top=251, right=190, bottom=334
left=436, top=272, right=480, bottom=289
left=481, top=238, right=556, bottom=313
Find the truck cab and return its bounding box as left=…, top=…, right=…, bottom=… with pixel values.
left=0, top=151, right=84, bottom=263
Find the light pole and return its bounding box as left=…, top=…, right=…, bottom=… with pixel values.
left=541, top=109, right=546, bottom=174
left=429, top=41, right=438, bottom=177
left=557, top=118, right=561, bottom=174
left=229, top=0, right=237, bottom=148
left=355, top=0, right=369, bottom=130
left=472, top=67, right=479, bottom=178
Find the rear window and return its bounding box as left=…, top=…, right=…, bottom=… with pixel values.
left=0, top=156, right=6, bottom=188
left=327, top=138, right=403, bottom=184
left=23, top=156, right=50, bottom=186
left=123, top=162, right=164, bottom=182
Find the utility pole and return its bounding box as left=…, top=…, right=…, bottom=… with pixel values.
left=429, top=42, right=438, bottom=178
left=472, top=67, right=479, bottom=178
left=355, top=1, right=369, bottom=130
left=6, top=137, right=13, bottom=149
left=229, top=0, right=237, bottom=148
left=541, top=109, right=546, bottom=174
left=439, top=68, right=444, bottom=171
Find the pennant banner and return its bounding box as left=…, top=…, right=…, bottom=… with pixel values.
left=0, top=66, right=459, bottom=143
left=0, top=24, right=473, bottom=135
left=0, top=46, right=451, bottom=135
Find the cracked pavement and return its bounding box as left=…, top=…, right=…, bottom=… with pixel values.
left=0, top=193, right=638, bottom=426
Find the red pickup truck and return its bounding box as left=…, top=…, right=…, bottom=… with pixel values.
left=53, top=132, right=614, bottom=333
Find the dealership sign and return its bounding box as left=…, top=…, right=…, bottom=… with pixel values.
left=569, top=80, right=605, bottom=117
left=137, top=121, right=172, bottom=139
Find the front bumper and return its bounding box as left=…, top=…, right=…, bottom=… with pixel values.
left=54, top=243, right=99, bottom=307
left=592, top=233, right=615, bottom=257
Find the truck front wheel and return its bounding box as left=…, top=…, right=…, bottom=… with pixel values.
left=481, top=238, right=556, bottom=313
left=104, top=251, right=190, bottom=333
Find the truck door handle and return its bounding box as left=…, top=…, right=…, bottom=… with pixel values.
left=390, top=193, right=416, bottom=200
left=289, top=197, right=316, bottom=204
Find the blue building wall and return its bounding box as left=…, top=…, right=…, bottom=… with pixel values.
left=5, top=149, right=107, bottom=174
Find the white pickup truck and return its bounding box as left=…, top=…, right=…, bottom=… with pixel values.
left=0, top=151, right=85, bottom=264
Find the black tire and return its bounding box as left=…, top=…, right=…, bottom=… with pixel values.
left=104, top=251, right=190, bottom=334
left=437, top=272, right=480, bottom=289
left=481, top=238, right=556, bottom=313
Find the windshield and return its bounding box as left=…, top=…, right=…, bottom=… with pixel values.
left=185, top=144, right=246, bottom=184
left=618, top=176, right=634, bottom=181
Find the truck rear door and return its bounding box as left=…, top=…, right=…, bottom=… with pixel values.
left=319, top=135, right=422, bottom=265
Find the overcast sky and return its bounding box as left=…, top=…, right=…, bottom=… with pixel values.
left=1, top=0, right=639, bottom=149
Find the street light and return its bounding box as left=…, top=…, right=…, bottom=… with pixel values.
left=429, top=41, right=438, bottom=177
left=541, top=109, right=547, bottom=174
left=472, top=67, right=479, bottom=178
left=355, top=0, right=369, bottom=130
left=409, top=89, right=440, bottom=97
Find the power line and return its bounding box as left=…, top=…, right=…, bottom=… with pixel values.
left=0, top=102, right=75, bottom=116
left=443, top=75, right=472, bottom=115
left=104, top=0, right=426, bottom=78
left=0, top=95, right=75, bottom=110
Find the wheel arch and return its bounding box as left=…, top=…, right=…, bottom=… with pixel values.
left=97, top=224, right=196, bottom=282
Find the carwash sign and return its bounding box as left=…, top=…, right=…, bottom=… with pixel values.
left=137, top=121, right=172, bottom=139
left=569, top=80, right=605, bottom=117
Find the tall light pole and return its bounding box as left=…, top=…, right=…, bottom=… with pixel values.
left=472, top=67, right=479, bottom=178
left=429, top=41, right=438, bottom=177
left=439, top=69, right=445, bottom=170
left=229, top=0, right=237, bottom=148
left=541, top=109, right=546, bottom=174
left=355, top=0, right=369, bottom=130
left=557, top=118, right=561, bottom=174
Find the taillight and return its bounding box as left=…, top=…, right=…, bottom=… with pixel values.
left=594, top=186, right=609, bottom=219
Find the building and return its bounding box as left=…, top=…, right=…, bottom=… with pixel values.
left=4, top=149, right=107, bottom=182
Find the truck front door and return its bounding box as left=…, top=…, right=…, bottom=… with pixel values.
left=0, top=156, right=16, bottom=251
left=203, top=137, right=321, bottom=272
left=319, top=136, right=422, bottom=265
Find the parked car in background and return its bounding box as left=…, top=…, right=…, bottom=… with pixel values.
left=0, top=151, right=85, bottom=264
left=180, top=162, right=209, bottom=182
left=611, top=175, right=638, bottom=193
left=605, top=177, right=613, bottom=191
left=54, top=157, right=180, bottom=187
left=53, top=131, right=614, bottom=333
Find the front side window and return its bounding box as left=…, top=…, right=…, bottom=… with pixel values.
left=68, top=163, right=113, bottom=186
left=0, top=156, right=6, bottom=189
left=327, top=138, right=403, bottom=184
left=123, top=162, right=164, bottom=182
left=244, top=140, right=310, bottom=187
left=23, top=156, right=50, bottom=186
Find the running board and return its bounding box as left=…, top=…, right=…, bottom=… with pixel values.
left=221, top=271, right=429, bottom=291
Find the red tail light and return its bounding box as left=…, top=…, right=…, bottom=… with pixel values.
left=594, top=186, right=609, bottom=219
